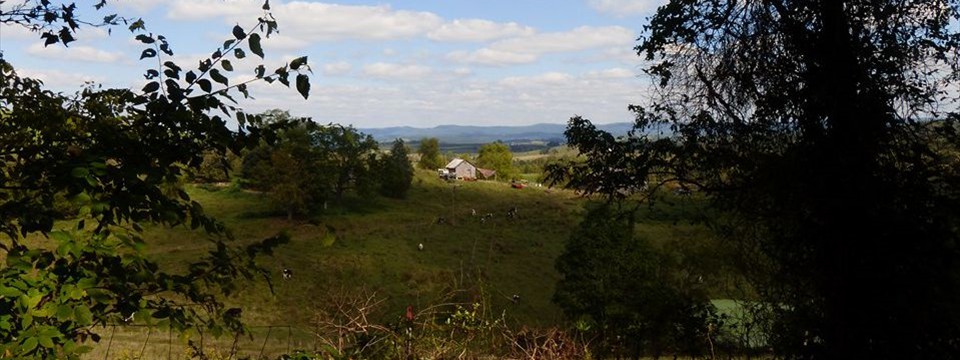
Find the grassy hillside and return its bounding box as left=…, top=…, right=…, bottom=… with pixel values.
left=142, top=170, right=586, bottom=329
left=137, top=169, right=729, bottom=330
left=79, top=171, right=726, bottom=358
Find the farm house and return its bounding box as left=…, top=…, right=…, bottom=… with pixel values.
left=441, top=158, right=477, bottom=180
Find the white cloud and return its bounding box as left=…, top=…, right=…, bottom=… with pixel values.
left=0, top=23, right=37, bottom=40
left=25, top=43, right=126, bottom=63
left=1, top=23, right=109, bottom=41
left=168, top=1, right=442, bottom=41
left=428, top=19, right=535, bottom=42
left=109, top=0, right=169, bottom=13
left=17, top=68, right=105, bottom=90
left=166, top=0, right=261, bottom=21
left=501, top=72, right=574, bottom=87
left=586, top=67, right=635, bottom=79
left=232, top=68, right=645, bottom=128
left=323, top=61, right=352, bottom=76
left=261, top=34, right=310, bottom=52
left=446, top=48, right=538, bottom=66
left=490, top=26, right=634, bottom=54
left=448, top=26, right=635, bottom=66
left=362, top=62, right=432, bottom=79
left=586, top=0, right=667, bottom=17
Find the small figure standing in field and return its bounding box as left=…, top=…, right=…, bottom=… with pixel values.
left=418, top=243, right=424, bottom=251
left=480, top=213, right=494, bottom=224
left=282, top=268, right=293, bottom=280
left=471, top=208, right=477, bottom=216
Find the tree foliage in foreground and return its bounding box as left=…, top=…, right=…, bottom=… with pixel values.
left=549, top=0, right=960, bottom=358
left=554, top=204, right=713, bottom=359
left=0, top=1, right=311, bottom=358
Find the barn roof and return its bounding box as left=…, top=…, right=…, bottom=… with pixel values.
left=445, top=158, right=470, bottom=169
left=477, top=168, right=497, bottom=178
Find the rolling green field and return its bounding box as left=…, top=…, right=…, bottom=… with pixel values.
left=139, top=169, right=724, bottom=327
left=143, top=170, right=587, bottom=328
left=77, top=169, right=728, bottom=358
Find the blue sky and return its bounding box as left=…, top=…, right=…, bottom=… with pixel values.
left=0, top=0, right=665, bottom=127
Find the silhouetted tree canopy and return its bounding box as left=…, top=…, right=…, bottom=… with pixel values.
left=380, top=139, right=414, bottom=199
left=554, top=205, right=714, bottom=359
left=549, top=1, right=960, bottom=358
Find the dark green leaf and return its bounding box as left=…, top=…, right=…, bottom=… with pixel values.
left=41, top=32, right=58, bottom=46
left=21, top=337, right=38, bottom=352
left=232, top=25, right=246, bottom=40
left=142, top=81, right=160, bottom=93
left=160, top=42, right=173, bottom=56
left=248, top=33, right=264, bottom=58
left=55, top=305, right=72, bottom=321
left=58, top=27, right=75, bottom=46
left=296, top=74, right=310, bottom=99
left=135, top=34, right=154, bottom=44
left=140, top=48, right=157, bottom=60
left=198, top=79, right=212, bottom=93
left=289, top=56, right=307, bottom=71
left=234, top=48, right=246, bottom=59
left=210, top=69, right=229, bottom=86
left=255, top=64, right=265, bottom=78
left=70, top=167, right=89, bottom=178
left=163, top=61, right=181, bottom=72
left=38, top=336, right=54, bottom=349
left=0, top=286, right=21, bottom=297
left=128, top=18, right=145, bottom=32
left=74, top=306, right=92, bottom=326
left=165, top=79, right=180, bottom=92
left=185, top=70, right=197, bottom=83
left=221, top=59, right=234, bottom=72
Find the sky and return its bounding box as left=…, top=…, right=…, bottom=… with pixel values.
left=0, top=0, right=666, bottom=128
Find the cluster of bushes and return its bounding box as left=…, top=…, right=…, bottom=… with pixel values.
left=223, top=110, right=413, bottom=219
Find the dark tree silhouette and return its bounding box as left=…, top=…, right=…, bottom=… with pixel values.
left=380, top=139, right=414, bottom=199
left=554, top=205, right=713, bottom=359
left=549, top=1, right=960, bottom=358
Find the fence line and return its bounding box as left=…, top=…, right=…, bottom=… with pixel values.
left=87, top=323, right=315, bottom=360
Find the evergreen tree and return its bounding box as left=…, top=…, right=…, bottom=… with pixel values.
left=380, top=139, right=414, bottom=199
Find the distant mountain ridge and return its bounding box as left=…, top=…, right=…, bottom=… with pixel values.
left=360, top=122, right=636, bottom=144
